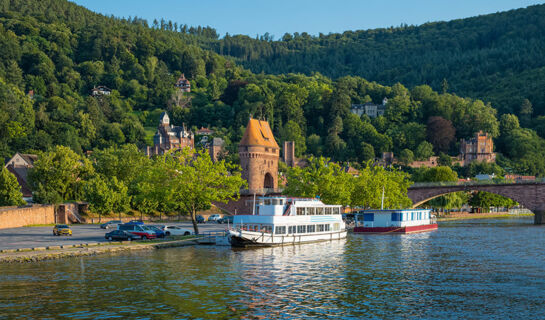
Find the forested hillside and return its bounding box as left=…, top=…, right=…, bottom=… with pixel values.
left=1, top=0, right=545, bottom=176
left=203, top=4, right=545, bottom=116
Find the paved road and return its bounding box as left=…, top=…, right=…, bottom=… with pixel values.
left=0, top=222, right=224, bottom=250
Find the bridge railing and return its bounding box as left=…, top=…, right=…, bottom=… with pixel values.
left=410, top=178, right=545, bottom=188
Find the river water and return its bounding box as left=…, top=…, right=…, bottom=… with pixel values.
left=0, top=217, right=544, bottom=319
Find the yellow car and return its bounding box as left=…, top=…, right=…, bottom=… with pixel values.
left=53, top=224, right=72, bottom=236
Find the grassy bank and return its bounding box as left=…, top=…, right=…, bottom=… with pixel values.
left=0, top=237, right=198, bottom=264
left=437, top=213, right=534, bottom=222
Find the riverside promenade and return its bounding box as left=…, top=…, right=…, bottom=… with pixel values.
left=0, top=223, right=224, bottom=251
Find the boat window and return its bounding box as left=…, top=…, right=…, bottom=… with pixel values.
left=363, top=213, right=374, bottom=222
left=317, top=224, right=324, bottom=232
left=297, top=207, right=305, bottom=215
left=262, top=226, right=272, bottom=233
left=324, top=224, right=330, bottom=232
left=272, top=199, right=280, bottom=205
left=297, top=225, right=306, bottom=233
left=333, top=223, right=340, bottom=231
left=316, top=207, right=324, bottom=215
left=391, top=212, right=401, bottom=221
left=411, top=212, right=415, bottom=220
left=307, top=225, right=316, bottom=233
left=288, top=226, right=296, bottom=234
left=275, top=226, right=286, bottom=234
left=307, top=207, right=315, bottom=215
left=264, top=199, right=271, bottom=205
left=279, top=199, right=283, bottom=205
left=325, top=207, right=331, bottom=215
left=336, top=207, right=341, bottom=215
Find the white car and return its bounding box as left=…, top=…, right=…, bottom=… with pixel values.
left=207, top=214, right=222, bottom=222
left=162, top=225, right=194, bottom=236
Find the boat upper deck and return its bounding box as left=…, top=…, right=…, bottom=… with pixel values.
left=251, top=196, right=342, bottom=217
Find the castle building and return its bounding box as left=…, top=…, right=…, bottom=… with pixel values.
left=209, top=137, right=225, bottom=162
left=175, top=74, right=191, bottom=93
left=145, top=112, right=194, bottom=156
left=459, top=131, right=496, bottom=166
left=239, top=118, right=279, bottom=192
left=283, top=141, right=296, bottom=167
left=351, top=98, right=388, bottom=118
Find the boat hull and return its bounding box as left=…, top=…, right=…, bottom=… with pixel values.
left=227, top=230, right=347, bottom=247
left=353, top=223, right=438, bottom=234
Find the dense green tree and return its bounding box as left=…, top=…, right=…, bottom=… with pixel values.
left=358, top=142, right=375, bottom=162
left=91, top=144, right=151, bottom=184
left=519, top=99, right=533, bottom=126
left=156, top=148, right=246, bottom=234
left=283, top=157, right=353, bottom=206
left=28, top=146, right=94, bottom=204
left=415, top=141, right=434, bottom=160
left=280, top=120, right=306, bottom=157
left=427, top=192, right=468, bottom=210
left=427, top=116, right=455, bottom=153
left=398, top=149, right=414, bottom=166
left=468, top=191, right=517, bottom=211
left=0, top=167, right=25, bottom=206
left=412, top=166, right=458, bottom=182
left=351, top=164, right=412, bottom=209
left=83, top=175, right=129, bottom=221
left=499, top=114, right=520, bottom=135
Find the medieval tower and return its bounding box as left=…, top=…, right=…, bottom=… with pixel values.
left=239, top=118, right=279, bottom=192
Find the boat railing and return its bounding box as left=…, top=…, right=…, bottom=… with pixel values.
left=195, top=231, right=227, bottom=243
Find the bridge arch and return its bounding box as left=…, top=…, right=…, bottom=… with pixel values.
left=411, top=189, right=524, bottom=208
left=407, top=182, right=545, bottom=224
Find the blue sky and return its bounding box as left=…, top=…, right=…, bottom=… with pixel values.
left=71, top=0, right=544, bottom=39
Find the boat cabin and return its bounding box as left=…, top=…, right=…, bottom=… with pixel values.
left=253, top=197, right=342, bottom=216
left=355, top=209, right=434, bottom=228
left=232, top=197, right=344, bottom=235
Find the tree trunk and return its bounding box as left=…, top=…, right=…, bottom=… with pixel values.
left=191, top=210, right=199, bottom=235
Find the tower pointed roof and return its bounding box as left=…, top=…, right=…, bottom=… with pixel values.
left=240, top=118, right=279, bottom=148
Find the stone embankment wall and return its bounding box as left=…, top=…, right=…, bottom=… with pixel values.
left=0, top=205, right=55, bottom=229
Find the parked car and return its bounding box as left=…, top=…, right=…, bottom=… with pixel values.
left=162, top=225, right=194, bottom=236
left=217, top=216, right=234, bottom=224
left=127, top=220, right=144, bottom=225
left=100, top=220, right=122, bottom=229
left=117, top=223, right=156, bottom=239
left=145, top=225, right=166, bottom=238
left=196, top=215, right=205, bottom=224
left=53, top=224, right=72, bottom=236
left=207, top=214, right=222, bottom=223
left=105, top=230, right=139, bottom=241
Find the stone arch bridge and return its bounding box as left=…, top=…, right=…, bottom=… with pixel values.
left=407, top=181, right=545, bottom=224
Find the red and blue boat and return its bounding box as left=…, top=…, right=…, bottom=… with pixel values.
left=353, top=209, right=438, bottom=234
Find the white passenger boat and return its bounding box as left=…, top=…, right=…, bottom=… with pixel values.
left=226, top=197, right=347, bottom=247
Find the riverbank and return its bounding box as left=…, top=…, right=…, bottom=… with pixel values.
left=0, top=237, right=198, bottom=264
left=437, top=212, right=533, bottom=221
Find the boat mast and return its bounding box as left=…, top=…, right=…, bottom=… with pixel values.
left=381, top=186, right=385, bottom=210
left=252, top=192, right=256, bottom=215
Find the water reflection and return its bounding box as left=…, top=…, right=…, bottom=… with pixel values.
left=0, top=217, right=545, bottom=319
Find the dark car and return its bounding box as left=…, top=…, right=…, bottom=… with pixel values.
left=105, top=230, right=139, bottom=241
left=217, top=216, right=234, bottom=224
left=100, top=220, right=122, bottom=229
left=196, top=215, right=205, bottom=223
left=128, top=220, right=144, bottom=225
